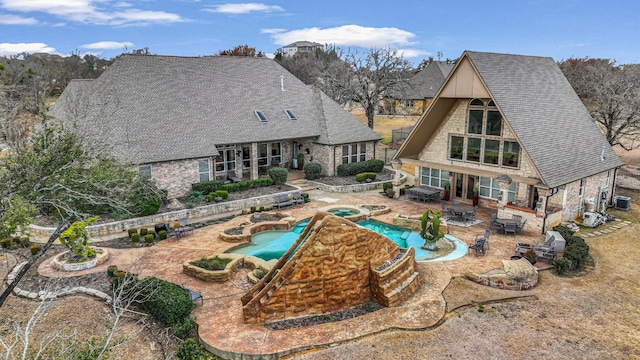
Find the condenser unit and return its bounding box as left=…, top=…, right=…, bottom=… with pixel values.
left=614, top=196, right=631, bottom=211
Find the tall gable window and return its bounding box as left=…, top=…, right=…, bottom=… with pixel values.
left=449, top=99, right=520, bottom=168
left=255, top=110, right=268, bottom=123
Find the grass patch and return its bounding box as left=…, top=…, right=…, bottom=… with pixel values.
left=189, top=257, right=232, bottom=271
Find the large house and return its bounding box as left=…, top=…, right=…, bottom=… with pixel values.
left=50, top=55, right=381, bottom=199
left=282, top=41, right=324, bottom=58
left=396, top=51, right=624, bottom=233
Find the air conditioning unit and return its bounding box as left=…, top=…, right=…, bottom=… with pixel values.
left=614, top=196, right=631, bottom=211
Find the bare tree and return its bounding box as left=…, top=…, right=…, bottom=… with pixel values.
left=218, top=44, right=266, bottom=57
left=318, top=47, right=414, bottom=129
left=559, top=58, right=640, bottom=150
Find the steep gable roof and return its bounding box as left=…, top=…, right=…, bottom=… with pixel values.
left=51, top=55, right=379, bottom=164
left=405, top=61, right=455, bottom=99
left=398, top=51, right=623, bottom=188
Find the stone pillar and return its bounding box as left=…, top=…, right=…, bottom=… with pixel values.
left=251, top=142, right=259, bottom=180
left=496, top=174, right=512, bottom=209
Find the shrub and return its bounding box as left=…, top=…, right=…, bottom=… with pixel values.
left=190, top=257, right=232, bottom=271
left=552, top=225, right=590, bottom=272
left=553, top=257, right=571, bottom=275
left=259, top=206, right=265, bottom=211
left=254, top=268, right=267, bottom=279
left=304, top=162, right=322, bottom=180
left=382, top=182, right=393, bottom=191
left=385, top=188, right=394, bottom=198
left=191, top=180, right=222, bottom=195
left=173, top=317, right=198, bottom=340
left=336, top=159, right=385, bottom=176
left=204, top=193, right=214, bottom=202
left=137, top=277, right=194, bottom=326
left=131, top=233, right=141, bottom=243
left=268, top=167, right=288, bottom=185
left=127, top=228, right=138, bottom=238
left=212, top=190, right=228, bottom=200
left=189, top=191, right=205, bottom=202
left=144, top=234, right=155, bottom=243
left=128, top=177, right=164, bottom=217
left=30, top=244, right=42, bottom=256
left=237, top=181, right=251, bottom=191
left=250, top=206, right=256, bottom=213
left=355, top=172, right=377, bottom=182
left=158, top=230, right=168, bottom=240
left=176, top=338, right=209, bottom=360
left=139, top=228, right=148, bottom=236
left=0, top=238, right=11, bottom=249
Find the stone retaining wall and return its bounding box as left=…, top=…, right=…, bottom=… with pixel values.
left=182, top=254, right=245, bottom=282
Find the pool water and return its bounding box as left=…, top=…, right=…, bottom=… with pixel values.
left=228, top=218, right=468, bottom=262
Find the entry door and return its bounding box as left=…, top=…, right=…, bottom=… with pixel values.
left=453, top=174, right=478, bottom=203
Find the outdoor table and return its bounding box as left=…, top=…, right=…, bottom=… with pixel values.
left=447, top=206, right=472, bottom=221
left=407, top=187, right=440, bottom=202
left=495, top=218, right=521, bottom=235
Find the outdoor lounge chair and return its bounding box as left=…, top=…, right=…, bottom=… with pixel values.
left=469, top=239, right=487, bottom=257
left=503, top=222, right=517, bottom=236
left=474, top=229, right=491, bottom=250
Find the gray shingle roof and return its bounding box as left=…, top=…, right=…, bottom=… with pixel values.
left=50, top=55, right=379, bottom=164
left=465, top=51, right=624, bottom=188
left=405, top=61, right=454, bottom=99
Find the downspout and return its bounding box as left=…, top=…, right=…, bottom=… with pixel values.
left=610, top=167, right=620, bottom=207
left=333, top=146, right=336, bottom=176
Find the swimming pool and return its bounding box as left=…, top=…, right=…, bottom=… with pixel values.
left=228, top=218, right=468, bottom=262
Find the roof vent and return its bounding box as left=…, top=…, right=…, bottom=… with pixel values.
left=600, top=147, right=606, bottom=162
left=280, top=75, right=285, bottom=91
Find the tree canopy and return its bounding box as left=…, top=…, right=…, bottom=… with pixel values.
left=218, top=44, right=266, bottom=57
left=559, top=57, right=640, bottom=150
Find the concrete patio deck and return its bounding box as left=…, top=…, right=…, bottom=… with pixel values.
left=37, top=188, right=570, bottom=359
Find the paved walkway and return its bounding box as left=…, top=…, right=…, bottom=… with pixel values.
left=31, top=188, right=631, bottom=359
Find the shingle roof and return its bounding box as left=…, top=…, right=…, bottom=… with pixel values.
left=405, top=61, right=454, bottom=99
left=50, top=55, right=379, bottom=164
left=283, top=41, right=323, bottom=48
left=465, top=51, right=624, bottom=188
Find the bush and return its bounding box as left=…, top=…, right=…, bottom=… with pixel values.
left=189, top=191, right=205, bottom=202
left=137, top=277, right=194, bottom=326
left=268, top=167, right=288, bottom=185
left=128, top=177, right=164, bottom=217
left=336, top=159, right=385, bottom=176
left=191, top=180, right=222, bottom=195
left=131, top=233, right=141, bottom=243
left=304, top=162, right=322, bottom=180
left=30, top=244, right=42, bottom=256
left=158, top=230, right=168, bottom=240
left=385, top=188, right=394, bottom=198
left=355, top=172, right=376, bottom=182
left=212, top=190, right=228, bottom=200
left=382, top=182, right=393, bottom=191
left=144, top=234, right=155, bottom=243
left=553, top=257, right=571, bottom=275
left=127, top=228, right=138, bottom=238
left=139, top=228, right=148, bottom=236
left=0, top=238, right=11, bottom=249
left=254, top=268, right=267, bottom=279
left=173, top=317, right=198, bottom=340
left=190, top=257, right=231, bottom=271
left=237, top=181, right=251, bottom=191
left=552, top=225, right=590, bottom=272
left=204, top=193, right=214, bottom=202
left=176, top=338, right=210, bottom=360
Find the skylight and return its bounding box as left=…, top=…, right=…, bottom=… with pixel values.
left=284, top=109, right=297, bottom=121
left=255, top=110, right=268, bottom=122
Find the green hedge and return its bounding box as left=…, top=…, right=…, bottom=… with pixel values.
left=137, top=277, right=194, bottom=326
left=304, top=162, right=322, bottom=180
left=355, top=172, right=377, bottom=182
left=191, top=180, right=223, bottom=195
left=268, top=167, right=288, bottom=185
left=552, top=225, right=590, bottom=273
left=336, top=159, right=385, bottom=176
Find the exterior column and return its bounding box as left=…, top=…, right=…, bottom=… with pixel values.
left=250, top=142, right=258, bottom=180
left=391, top=159, right=404, bottom=199
left=496, top=174, right=512, bottom=209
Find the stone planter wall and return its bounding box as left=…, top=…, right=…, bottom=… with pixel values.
left=370, top=247, right=419, bottom=307
left=50, top=247, right=110, bottom=271
left=182, top=254, right=245, bottom=282
left=308, top=172, right=407, bottom=193
left=219, top=221, right=292, bottom=243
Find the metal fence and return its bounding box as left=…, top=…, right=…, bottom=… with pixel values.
left=375, top=145, right=398, bottom=165
left=391, top=125, right=414, bottom=147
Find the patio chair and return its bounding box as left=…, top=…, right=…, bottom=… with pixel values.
left=475, top=229, right=491, bottom=250
left=504, top=222, right=517, bottom=236
left=462, top=210, right=475, bottom=224
left=468, top=238, right=487, bottom=257
left=178, top=217, right=195, bottom=236
left=516, top=219, right=528, bottom=234
left=441, top=200, right=446, bottom=211
left=490, top=213, right=497, bottom=221
left=512, top=215, right=523, bottom=223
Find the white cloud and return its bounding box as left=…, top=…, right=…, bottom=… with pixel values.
left=0, top=0, right=183, bottom=25
left=397, top=48, right=429, bottom=58
left=0, top=42, right=56, bottom=56
left=0, top=13, right=38, bottom=25
left=264, top=25, right=416, bottom=49
left=206, top=3, right=283, bottom=14
left=80, top=41, right=133, bottom=50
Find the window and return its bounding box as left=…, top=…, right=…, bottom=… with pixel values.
left=198, top=159, right=210, bottom=182
left=466, top=137, right=481, bottom=162
left=257, top=143, right=268, bottom=167
left=485, top=109, right=502, bottom=136
left=255, top=110, right=268, bottom=123
left=579, top=178, right=586, bottom=196
left=138, top=164, right=152, bottom=179
left=420, top=167, right=450, bottom=188
left=467, top=109, right=483, bottom=134
left=270, top=142, right=282, bottom=166
left=341, top=142, right=367, bottom=164
left=214, top=147, right=237, bottom=173
left=483, top=139, right=500, bottom=165
left=502, top=141, right=520, bottom=168
left=284, top=109, right=297, bottom=121
left=478, top=176, right=517, bottom=202
left=449, top=136, right=464, bottom=160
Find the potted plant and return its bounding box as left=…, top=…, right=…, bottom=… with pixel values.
left=443, top=182, right=451, bottom=201
left=472, top=185, right=479, bottom=207
left=297, top=153, right=305, bottom=170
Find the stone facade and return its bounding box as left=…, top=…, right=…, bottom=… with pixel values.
left=550, top=170, right=614, bottom=222
left=241, top=213, right=418, bottom=324
left=151, top=158, right=200, bottom=199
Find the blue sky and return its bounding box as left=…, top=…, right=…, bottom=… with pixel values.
left=1, top=0, right=639, bottom=66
